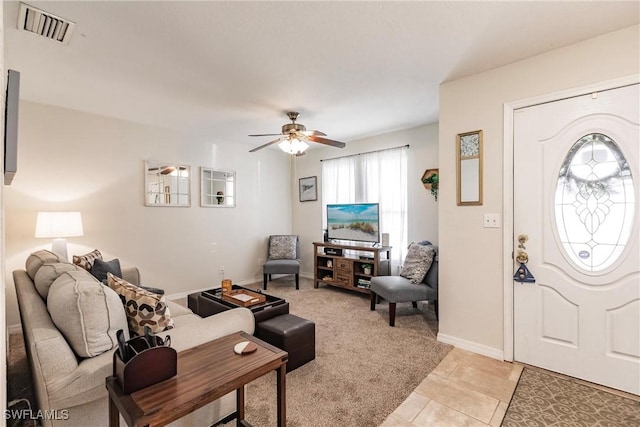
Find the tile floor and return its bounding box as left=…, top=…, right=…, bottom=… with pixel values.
left=380, top=348, right=523, bottom=427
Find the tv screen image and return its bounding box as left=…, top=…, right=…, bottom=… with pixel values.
left=326, top=203, right=380, bottom=244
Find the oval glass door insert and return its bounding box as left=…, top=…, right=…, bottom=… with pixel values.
left=555, top=133, right=635, bottom=272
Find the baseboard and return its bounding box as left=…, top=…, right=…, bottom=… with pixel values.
left=8, top=324, right=22, bottom=335
left=437, top=333, right=504, bottom=361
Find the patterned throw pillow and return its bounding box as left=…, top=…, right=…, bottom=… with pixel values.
left=106, top=273, right=174, bottom=336
left=268, top=235, right=297, bottom=260
left=73, top=249, right=103, bottom=271
left=400, top=243, right=436, bottom=284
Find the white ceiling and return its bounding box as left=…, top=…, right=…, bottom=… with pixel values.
left=4, top=1, right=639, bottom=150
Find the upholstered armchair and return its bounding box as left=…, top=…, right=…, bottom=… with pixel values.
left=263, top=235, right=300, bottom=290
left=369, top=242, right=438, bottom=326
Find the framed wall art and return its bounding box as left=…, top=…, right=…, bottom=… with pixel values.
left=299, top=176, right=318, bottom=202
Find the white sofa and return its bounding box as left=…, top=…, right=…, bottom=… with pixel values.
left=13, top=250, right=254, bottom=427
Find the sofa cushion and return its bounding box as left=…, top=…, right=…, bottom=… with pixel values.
left=73, top=249, right=103, bottom=271
left=268, top=235, right=297, bottom=260
left=106, top=273, right=175, bottom=336
left=400, top=243, right=436, bottom=284
left=34, top=262, right=79, bottom=299
left=25, top=250, right=65, bottom=280
left=90, top=258, right=122, bottom=283
left=47, top=269, right=129, bottom=358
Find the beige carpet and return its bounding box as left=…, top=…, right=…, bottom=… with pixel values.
left=237, top=277, right=452, bottom=427
left=502, top=367, right=640, bottom=427
left=7, top=276, right=452, bottom=427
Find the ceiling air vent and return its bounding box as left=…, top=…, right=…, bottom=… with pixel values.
left=17, top=3, right=75, bottom=45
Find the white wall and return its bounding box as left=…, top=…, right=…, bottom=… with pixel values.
left=438, top=25, right=640, bottom=357
left=292, top=123, right=439, bottom=276
left=1, top=0, right=7, bottom=415
left=4, top=101, right=292, bottom=327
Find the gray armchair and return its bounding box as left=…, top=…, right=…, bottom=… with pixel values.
left=369, top=244, right=438, bottom=326
left=263, top=235, right=300, bottom=290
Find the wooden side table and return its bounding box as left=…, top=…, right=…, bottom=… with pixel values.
left=106, top=331, right=288, bottom=426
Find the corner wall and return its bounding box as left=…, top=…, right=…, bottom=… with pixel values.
left=4, top=101, right=292, bottom=327
left=292, top=122, right=439, bottom=276
left=438, top=25, right=640, bottom=357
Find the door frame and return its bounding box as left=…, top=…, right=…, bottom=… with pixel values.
left=502, top=74, right=639, bottom=362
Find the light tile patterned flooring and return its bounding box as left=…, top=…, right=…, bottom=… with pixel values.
left=381, top=348, right=523, bottom=427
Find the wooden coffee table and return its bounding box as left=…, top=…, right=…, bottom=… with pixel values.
left=106, top=331, right=288, bottom=426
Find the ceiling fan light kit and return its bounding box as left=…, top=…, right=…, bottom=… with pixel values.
left=249, top=111, right=346, bottom=155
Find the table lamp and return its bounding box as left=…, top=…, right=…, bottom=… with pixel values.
left=35, top=212, right=84, bottom=261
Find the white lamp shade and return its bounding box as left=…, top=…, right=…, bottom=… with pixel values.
left=35, top=212, right=84, bottom=238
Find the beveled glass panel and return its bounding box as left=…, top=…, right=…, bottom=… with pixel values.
left=554, top=133, right=635, bottom=272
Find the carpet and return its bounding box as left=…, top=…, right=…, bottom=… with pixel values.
left=7, top=333, right=38, bottom=427
left=7, top=276, right=452, bottom=427
left=235, top=277, right=452, bottom=426
left=502, top=367, right=640, bottom=427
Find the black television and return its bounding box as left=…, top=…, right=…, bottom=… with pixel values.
left=326, top=203, right=380, bottom=244
left=4, top=69, right=20, bottom=185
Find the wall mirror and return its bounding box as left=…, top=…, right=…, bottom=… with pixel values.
left=457, top=130, right=483, bottom=206
left=201, top=168, right=236, bottom=207
left=145, top=161, right=191, bottom=207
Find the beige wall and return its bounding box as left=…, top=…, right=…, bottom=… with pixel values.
left=438, top=25, right=640, bottom=356
left=4, top=101, right=293, bottom=327
left=292, top=122, right=440, bottom=276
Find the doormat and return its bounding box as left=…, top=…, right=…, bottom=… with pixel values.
left=502, top=367, right=640, bottom=426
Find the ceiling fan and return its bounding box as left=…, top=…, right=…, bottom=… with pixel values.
left=249, top=112, right=346, bottom=155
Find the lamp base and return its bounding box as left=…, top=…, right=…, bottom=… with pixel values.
left=51, top=238, right=69, bottom=261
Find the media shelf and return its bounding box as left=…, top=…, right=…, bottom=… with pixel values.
left=313, top=242, right=392, bottom=294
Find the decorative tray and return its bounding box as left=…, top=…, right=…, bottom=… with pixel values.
left=221, top=289, right=266, bottom=307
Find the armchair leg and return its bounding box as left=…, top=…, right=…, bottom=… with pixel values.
left=295, top=274, right=299, bottom=290
left=434, top=300, right=439, bottom=321
left=412, top=301, right=418, bottom=308
left=389, top=303, right=396, bottom=327
left=263, top=274, right=268, bottom=290
left=370, top=292, right=377, bottom=310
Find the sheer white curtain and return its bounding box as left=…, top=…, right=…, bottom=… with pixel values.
left=322, top=146, right=408, bottom=268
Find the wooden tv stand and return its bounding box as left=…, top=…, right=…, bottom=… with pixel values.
left=313, top=242, right=392, bottom=294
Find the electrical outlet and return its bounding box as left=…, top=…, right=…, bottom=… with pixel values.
left=483, top=213, right=501, bottom=228
left=258, top=258, right=263, bottom=266
left=218, top=266, right=224, bottom=275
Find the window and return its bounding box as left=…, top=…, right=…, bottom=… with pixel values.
left=322, top=146, right=408, bottom=267
left=554, top=133, right=635, bottom=272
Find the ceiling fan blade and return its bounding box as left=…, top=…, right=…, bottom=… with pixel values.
left=249, top=133, right=283, bottom=137
left=307, top=135, right=346, bottom=149
left=300, top=130, right=327, bottom=137
left=249, top=137, right=283, bottom=153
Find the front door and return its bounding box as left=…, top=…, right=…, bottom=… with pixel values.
left=513, top=84, right=639, bottom=394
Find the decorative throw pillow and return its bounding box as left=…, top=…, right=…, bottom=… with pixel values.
left=400, top=243, right=436, bottom=284
left=73, top=249, right=103, bottom=271
left=268, top=235, right=297, bottom=260
left=106, top=273, right=174, bottom=336
left=140, top=285, right=165, bottom=296
left=34, top=262, right=79, bottom=299
left=91, top=258, right=122, bottom=283
left=25, top=250, right=65, bottom=280
left=47, top=269, right=129, bottom=358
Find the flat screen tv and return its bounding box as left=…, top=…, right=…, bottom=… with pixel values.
left=326, top=203, right=380, bottom=244
left=4, top=69, right=20, bottom=185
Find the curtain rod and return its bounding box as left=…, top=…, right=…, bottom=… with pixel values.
left=320, top=144, right=410, bottom=162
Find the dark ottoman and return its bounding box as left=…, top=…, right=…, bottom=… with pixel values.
left=255, top=314, right=315, bottom=372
